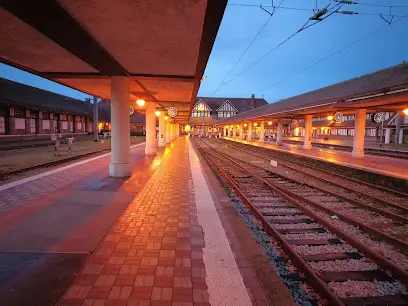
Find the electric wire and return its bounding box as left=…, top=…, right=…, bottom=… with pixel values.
left=210, top=0, right=286, bottom=96
left=256, top=16, right=406, bottom=95
left=214, top=3, right=341, bottom=93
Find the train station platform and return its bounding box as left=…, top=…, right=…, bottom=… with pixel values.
left=0, top=136, right=292, bottom=306
left=223, top=137, right=408, bottom=181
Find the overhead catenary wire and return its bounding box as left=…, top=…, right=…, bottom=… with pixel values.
left=227, top=3, right=408, bottom=17
left=210, top=0, right=286, bottom=97
left=256, top=16, right=406, bottom=95
left=213, top=2, right=341, bottom=94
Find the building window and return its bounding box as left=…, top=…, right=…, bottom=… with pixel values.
left=0, top=117, right=5, bottom=133
left=217, top=111, right=236, bottom=118
left=29, top=118, right=36, bottom=133
left=61, top=114, right=68, bottom=121
left=14, top=107, right=25, bottom=118
left=42, top=112, right=50, bottom=119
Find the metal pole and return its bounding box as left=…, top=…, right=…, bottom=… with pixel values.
left=93, top=96, right=99, bottom=142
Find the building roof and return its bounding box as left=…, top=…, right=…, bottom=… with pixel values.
left=0, top=78, right=92, bottom=116
left=195, top=96, right=268, bottom=113
left=219, top=62, right=408, bottom=124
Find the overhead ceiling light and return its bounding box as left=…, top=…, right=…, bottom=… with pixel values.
left=244, top=123, right=247, bottom=127
left=155, top=110, right=161, bottom=116
left=254, top=123, right=258, bottom=127
left=164, top=116, right=169, bottom=120
left=268, top=121, right=272, bottom=125
left=136, top=98, right=145, bottom=107
left=327, top=115, right=334, bottom=121
left=403, top=108, right=408, bottom=115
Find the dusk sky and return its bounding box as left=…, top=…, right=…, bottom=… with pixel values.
left=1, top=0, right=407, bottom=104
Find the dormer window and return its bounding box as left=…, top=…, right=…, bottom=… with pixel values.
left=192, top=100, right=211, bottom=117
left=217, top=100, right=238, bottom=118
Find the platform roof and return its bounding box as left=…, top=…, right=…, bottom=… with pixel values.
left=0, top=0, right=228, bottom=124
left=218, top=63, right=408, bottom=125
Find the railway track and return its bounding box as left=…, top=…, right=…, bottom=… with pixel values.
left=193, top=138, right=408, bottom=306
left=282, top=139, right=408, bottom=160
left=216, top=138, right=408, bottom=206
left=0, top=140, right=145, bottom=181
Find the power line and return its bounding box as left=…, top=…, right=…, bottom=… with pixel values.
left=332, top=0, right=408, bottom=8
left=214, top=3, right=341, bottom=93
left=210, top=0, right=286, bottom=96
left=257, top=16, right=406, bottom=95
left=227, top=3, right=408, bottom=17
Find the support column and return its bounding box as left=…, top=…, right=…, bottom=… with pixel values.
left=239, top=124, right=245, bottom=140
left=303, top=115, right=313, bottom=149
left=169, top=122, right=173, bottom=141
left=93, top=96, right=99, bottom=142
left=232, top=125, right=236, bottom=138
left=158, top=113, right=166, bottom=147
left=248, top=123, right=253, bottom=140
left=276, top=121, right=283, bottom=146
left=259, top=122, right=265, bottom=142
left=145, top=102, right=157, bottom=155
left=352, top=109, right=366, bottom=158
left=166, top=120, right=171, bottom=143
left=176, top=123, right=180, bottom=137
left=385, top=128, right=391, bottom=144
left=223, top=126, right=227, bottom=137
left=109, top=76, right=131, bottom=177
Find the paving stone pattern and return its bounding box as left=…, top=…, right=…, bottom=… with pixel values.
left=59, top=141, right=210, bottom=306
left=0, top=156, right=109, bottom=213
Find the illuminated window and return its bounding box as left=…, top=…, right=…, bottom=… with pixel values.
left=192, top=100, right=212, bottom=117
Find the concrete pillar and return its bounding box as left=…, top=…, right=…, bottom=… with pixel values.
left=145, top=102, right=157, bottom=155
left=158, top=113, right=166, bottom=147
left=259, top=122, right=265, bottom=142
left=166, top=120, right=171, bottom=143
left=109, top=76, right=131, bottom=177
left=276, top=121, right=283, bottom=146
left=232, top=125, right=236, bottom=138
left=223, top=126, right=227, bottom=137
left=399, top=128, right=404, bottom=144
left=395, top=112, right=402, bottom=144
left=352, top=109, right=366, bottom=158
left=385, top=128, right=391, bottom=144
left=239, top=124, right=245, bottom=140
left=169, top=123, right=173, bottom=141
left=303, top=115, right=313, bottom=149
left=93, top=97, right=99, bottom=142
left=248, top=123, right=253, bottom=140
left=176, top=123, right=180, bottom=137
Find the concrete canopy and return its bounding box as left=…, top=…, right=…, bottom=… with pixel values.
left=0, top=0, right=228, bottom=124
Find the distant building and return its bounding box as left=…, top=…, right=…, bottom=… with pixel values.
left=0, top=78, right=93, bottom=138
left=190, top=94, right=268, bottom=135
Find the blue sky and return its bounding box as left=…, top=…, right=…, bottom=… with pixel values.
left=0, top=0, right=407, bottom=104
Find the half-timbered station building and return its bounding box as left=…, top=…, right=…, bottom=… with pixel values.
left=189, top=94, right=268, bottom=136
left=0, top=78, right=94, bottom=139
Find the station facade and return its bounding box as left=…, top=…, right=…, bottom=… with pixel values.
left=189, top=94, right=268, bottom=136
left=0, top=78, right=94, bottom=139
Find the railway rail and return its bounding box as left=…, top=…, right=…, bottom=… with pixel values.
left=217, top=138, right=408, bottom=200
left=193, top=138, right=408, bottom=306
left=0, top=140, right=145, bottom=181
left=282, top=139, right=408, bottom=160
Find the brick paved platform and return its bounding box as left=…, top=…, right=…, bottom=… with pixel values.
left=58, top=136, right=275, bottom=306
left=224, top=137, right=408, bottom=180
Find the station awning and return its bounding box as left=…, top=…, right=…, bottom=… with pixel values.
left=0, top=0, right=228, bottom=124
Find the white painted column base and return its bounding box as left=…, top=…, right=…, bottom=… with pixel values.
left=351, top=150, right=364, bottom=158
left=109, top=162, right=132, bottom=177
